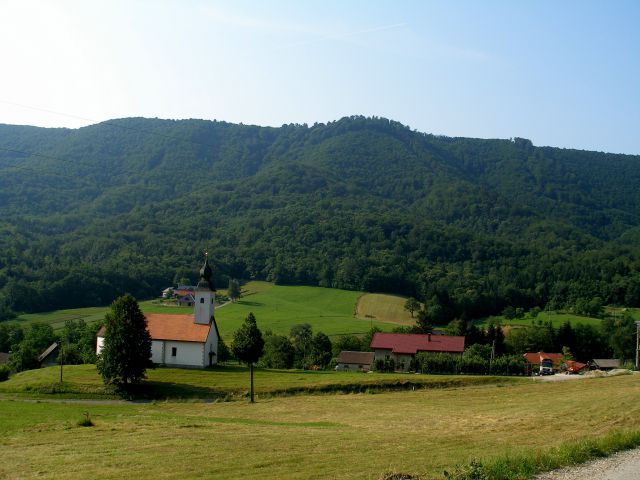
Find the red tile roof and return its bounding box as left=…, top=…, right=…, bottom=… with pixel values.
left=370, top=332, right=465, bottom=354
left=174, top=290, right=194, bottom=297
left=523, top=352, right=564, bottom=366
left=97, top=314, right=210, bottom=343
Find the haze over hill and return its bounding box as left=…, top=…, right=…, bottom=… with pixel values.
left=1, top=116, right=640, bottom=321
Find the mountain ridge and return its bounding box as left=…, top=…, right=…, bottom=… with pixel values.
left=1, top=115, right=639, bottom=320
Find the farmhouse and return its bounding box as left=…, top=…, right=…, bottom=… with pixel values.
left=370, top=332, right=465, bottom=371
left=97, top=257, right=220, bottom=369
left=335, top=351, right=375, bottom=372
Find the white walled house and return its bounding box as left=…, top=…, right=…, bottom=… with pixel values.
left=97, top=256, right=221, bottom=369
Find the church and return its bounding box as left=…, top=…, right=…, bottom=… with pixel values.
left=97, top=256, right=221, bottom=368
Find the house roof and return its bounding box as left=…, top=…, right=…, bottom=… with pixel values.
left=337, top=351, right=375, bottom=365
left=175, top=292, right=195, bottom=300
left=97, top=314, right=211, bottom=343
left=523, top=352, right=564, bottom=366
left=592, top=359, right=621, bottom=369
left=370, top=332, right=465, bottom=355
left=38, top=342, right=59, bottom=363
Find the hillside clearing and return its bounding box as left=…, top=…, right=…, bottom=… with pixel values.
left=356, top=292, right=417, bottom=325
left=213, top=282, right=398, bottom=340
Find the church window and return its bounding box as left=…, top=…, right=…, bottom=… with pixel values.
left=200, top=298, right=204, bottom=303
left=211, top=299, right=214, bottom=304
left=171, top=347, right=177, bottom=357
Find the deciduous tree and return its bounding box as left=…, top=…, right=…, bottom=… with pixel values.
left=96, top=294, right=152, bottom=388
left=231, top=312, right=264, bottom=402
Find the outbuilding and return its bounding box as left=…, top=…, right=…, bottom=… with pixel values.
left=335, top=351, right=375, bottom=372
left=591, top=359, right=621, bottom=371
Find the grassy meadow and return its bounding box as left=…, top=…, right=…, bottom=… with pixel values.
left=214, top=282, right=400, bottom=340
left=6, top=282, right=405, bottom=340
left=1, top=372, right=639, bottom=479
left=474, top=310, right=604, bottom=329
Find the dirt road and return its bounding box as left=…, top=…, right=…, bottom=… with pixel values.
left=534, top=448, right=640, bottom=480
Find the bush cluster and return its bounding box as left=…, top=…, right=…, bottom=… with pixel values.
left=414, top=351, right=526, bottom=376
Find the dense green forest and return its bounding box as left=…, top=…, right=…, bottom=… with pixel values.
left=1, top=116, right=640, bottom=322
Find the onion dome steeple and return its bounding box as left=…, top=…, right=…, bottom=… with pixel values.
left=197, top=252, right=216, bottom=291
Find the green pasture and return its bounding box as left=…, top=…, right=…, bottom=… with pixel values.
left=6, top=282, right=402, bottom=340
left=1, top=371, right=639, bottom=479
left=214, top=282, right=398, bottom=340
left=475, top=311, right=604, bottom=329
left=7, top=306, right=110, bottom=331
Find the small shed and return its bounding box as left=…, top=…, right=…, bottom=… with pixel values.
left=38, top=342, right=60, bottom=367
left=591, top=359, right=621, bottom=371
left=336, top=351, right=375, bottom=372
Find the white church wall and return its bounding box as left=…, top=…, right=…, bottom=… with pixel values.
left=150, top=340, right=164, bottom=364
left=205, top=325, right=219, bottom=366
left=161, top=340, right=205, bottom=367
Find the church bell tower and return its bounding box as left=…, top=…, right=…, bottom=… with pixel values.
left=194, top=253, right=216, bottom=325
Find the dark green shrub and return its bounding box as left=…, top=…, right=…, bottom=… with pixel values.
left=77, top=412, right=94, bottom=427
left=374, top=357, right=395, bottom=372
left=0, top=364, right=10, bottom=381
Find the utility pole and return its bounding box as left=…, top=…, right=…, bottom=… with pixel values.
left=59, top=341, right=64, bottom=383
left=489, top=339, right=496, bottom=375
left=635, top=321, right=640, bottom=371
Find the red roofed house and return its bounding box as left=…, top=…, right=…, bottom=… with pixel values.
left=370, top=332, right=465, bottom=371
left=97, top=257, right=220, bottom=369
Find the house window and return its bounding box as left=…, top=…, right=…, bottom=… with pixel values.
left=171, top=347, right=177, bottom=357
left=200, top=298, right=204, bottom=303
left=211, top=299, right=214, bottom=304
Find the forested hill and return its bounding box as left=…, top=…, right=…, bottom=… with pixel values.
left=1, top=116, right=640, bottom=321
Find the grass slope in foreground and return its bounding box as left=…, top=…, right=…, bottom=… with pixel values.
left=1, top=375, right=639, bottom=479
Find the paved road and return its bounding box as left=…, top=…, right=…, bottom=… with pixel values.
left=534, top=448, right=640, bottom=480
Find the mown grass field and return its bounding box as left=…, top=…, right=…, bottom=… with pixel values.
left=0, top=364, right=513, bottom=400
left=1, top=372, right=639, bottom=479
left=356, top=292, right=417, bottom=325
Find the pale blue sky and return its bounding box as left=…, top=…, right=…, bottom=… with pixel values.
left=1, top=0, right=639, bottom=154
